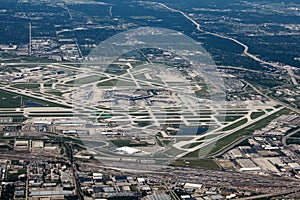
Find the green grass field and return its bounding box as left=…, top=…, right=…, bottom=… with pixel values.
left=250, top=111, right=265, bottom=119
left=110, top=139, right=150, bottom=147
left=182, top=142, right=203, bottom=149
left=97, top=79, right=118, bottom=87
left=12, top=83, right=40, bottom=89
left=286, top=138, right=300, bottom=145
left=66, top=75, right=104, bottom=85
left=0, top=89, right=69, bottom=108
left=170, top=159, right=220, bottom=170
left=222, top=118, right=248, bottom=131
left=216, top=115, right=244, bottom=122
left=291, top=131, right=300, bottom=138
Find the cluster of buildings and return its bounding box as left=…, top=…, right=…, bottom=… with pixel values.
left=0, top=65, right=68, bottom=85
left=0, top=159, right=28, bottom=199
left=171, top=183, right=234, bottom=200
left=0, top=157, right=243, bottom=200
left=274, top=87, right=300, bottom=107
left=0, top=44, right=29, bottom=56
left=59, top=39, right=82, bottom=62
left=99, top=89, right=177, bottom=107
left=31, top=38, right=62, bottom=61
left=77, top=171, right=237, bottom=200
left=223, top=112, right=300, bottom=177
left=0, top=36, right=83, bottom=62
left=14, top=139, right=60, bottom=153
left=79, top=172, right=143, bottom=199
left=222, top=75, right=245, bottom=94
left=0, top=160, right=75, bottom=199
left=27, top=161, right=75, bottom=199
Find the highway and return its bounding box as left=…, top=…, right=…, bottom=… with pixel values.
left=156, top=1, right=300, bottom=116
left=158, top=3, right=201, bottom=31
left=156, top=2, right=298, bottom=80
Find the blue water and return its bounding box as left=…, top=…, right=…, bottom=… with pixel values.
left=176, top=127, right=209, bottom=136
left=25, top=102, right=44, bottom=107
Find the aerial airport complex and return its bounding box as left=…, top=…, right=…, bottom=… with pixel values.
left=0, top=0, right=300, bottom=199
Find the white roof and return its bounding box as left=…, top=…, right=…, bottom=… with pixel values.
left=288, top=163, right=300, bottom=168
left=180, top=195, right=191, bottom=199
left=93, top=173, right=103, bottom=176
left=116, top=146, right=141, bottom=155
left=240, top=167, right=261, bottom=172
left=137, top=178, right=145, bottom=182
left=34, top=121, right=52, bottom=125
left=184, top=183, right=203, bottom=188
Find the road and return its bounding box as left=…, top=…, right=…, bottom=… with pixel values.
left=282, top=127, right=300, bottom=146
left=158, top=3, right=201, bottom=31
left=156, top=1, right=300, bottom=117
left=286, top=67, right=298, bottom=85
left=156, top=2, right=298, bottom=79
left=64, top=142, right=83, bottom=200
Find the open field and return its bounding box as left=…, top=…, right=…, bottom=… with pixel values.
left=170, top=159, right=220, bottom=170
left=0, top=89, right=64, bottom=108
left=250, top=111, right=265, bottom=119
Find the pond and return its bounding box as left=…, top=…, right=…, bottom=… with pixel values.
left=176, top=126, right=209, bottom=136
